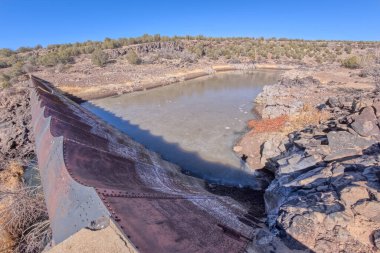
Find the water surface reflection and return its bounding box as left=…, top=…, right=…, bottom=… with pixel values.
left=82, top=70, right=281, bottom=186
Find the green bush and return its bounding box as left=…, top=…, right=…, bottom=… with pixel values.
left=0, top=48, right=14, bottom=57
left=16, top=47, right=33, bottom=53
left=126, top=51, right=142, bottom=65
left=344, top=46, right=352, bottom=54
left=102, top=38, right=121, bottom=49
left=91, top=49, right=108, bottom=67
left=38, top=53, right=59, bottom=67
left=0, top=74, right=11, bottom=89
left=10, top=61, right=26, bottom=77
left=38, top=49, right=75, bottom=67
left=0, top=61, right=10, bottom=68
left=341, top=56, right=361, bottom=69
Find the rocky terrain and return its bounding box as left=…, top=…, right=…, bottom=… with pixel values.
left=0, top=37, right=379, bottom=252
left=265, top=95, right=380, bottom=252
left=0, top=84, right=34, bottom=168
left=233, top=64, right=380, bottom=252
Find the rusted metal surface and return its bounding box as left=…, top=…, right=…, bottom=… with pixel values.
left=30, top=75, right=258, bottom=252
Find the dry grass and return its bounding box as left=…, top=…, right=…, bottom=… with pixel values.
left=248, top=115, right=288, bottom=134
left=248, top=104, right=330, bottom=136
left=281, top=104, right=330, bottom=133
left=0, top=161, right=51, bottom=253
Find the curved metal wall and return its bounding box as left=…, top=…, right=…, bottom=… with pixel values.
left=30, top=76, right=256, bottom=253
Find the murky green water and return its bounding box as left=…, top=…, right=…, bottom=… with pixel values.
left=82, top=70, right=280, bottom=186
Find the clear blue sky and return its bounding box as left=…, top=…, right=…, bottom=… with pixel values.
left=1, top=0, right=379, bottom=49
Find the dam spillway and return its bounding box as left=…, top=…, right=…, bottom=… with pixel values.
left=29, top=76, right=264, bottom=252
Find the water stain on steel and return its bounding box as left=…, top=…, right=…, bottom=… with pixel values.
left=30, top=75, right=258, bottom=252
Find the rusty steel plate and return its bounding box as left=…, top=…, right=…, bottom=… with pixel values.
left=30, top=75, right=257, bottom=252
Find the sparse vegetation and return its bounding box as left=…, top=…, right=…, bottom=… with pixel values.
left=282, top=104, right=331, bottom=133
left=341, top=56, right=361, bottom=69
left=126, top=50, right=142, bottom=65
left=91, top=49, right=109, bottom=67
left=0, top=35, right=378, bottom=84
left=0, top=162, right=51, bottom=253
left=0, top=61, right=10, bottom=69
left=0, top=74, right=11, bottom=89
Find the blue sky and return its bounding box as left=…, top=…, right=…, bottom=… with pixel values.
left=1, top=0, right=379, bottom=49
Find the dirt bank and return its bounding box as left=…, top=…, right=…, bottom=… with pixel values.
left=0, top=85, right=34, bottom=167
left=53, top=63, right=293, bottom=100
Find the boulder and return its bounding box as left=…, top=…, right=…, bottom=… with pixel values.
left=373, top=230, right=380, bottom=249
left=327, top=97, right=341, bottom=108
left=263, top=99, right=380, bottom=252
left=351, top=107, right=380, bottom=137
left=327, top=131, right=371, bottom=150
left=372, top=101, right=380, bottom=117
left=260, top=134, right=288, bottom=166
left=353, top=201, right=380, bottom=222
left=324, top=148, right=361, bottom=161
left=232, top=145, right=243, bottom=152
left=277, top=154, right=322, bottom=175
left=339, top=186, right=369, bottom=207
left=0, top=88, right=34, bottom=165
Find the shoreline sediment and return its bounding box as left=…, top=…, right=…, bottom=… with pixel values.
left=58, top=64, right=292, bottom=101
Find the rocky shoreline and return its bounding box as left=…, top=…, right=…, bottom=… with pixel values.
left=1, top=65, right=380, bottom=252
left=55, top=63, right=292, bottom=101
left=237, top=71, right=380, bottom=251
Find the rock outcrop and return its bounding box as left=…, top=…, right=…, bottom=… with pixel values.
left=255, top=76, right=325, bottom=119
left=0, top=86, right=34, bottom=167
left=264, top=92, right=380, bottom=252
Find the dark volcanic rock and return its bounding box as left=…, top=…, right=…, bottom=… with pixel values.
left=280, top=76, right=321, bottom=88
left=327, top=97, right=342, bottom=108
left=264, top=96, right=380, bottom=252
left=373, top=230, right=380, bottom=249
left=351, top=106, right=380, bottom=137
left=0, top=87, right=34, bottom=167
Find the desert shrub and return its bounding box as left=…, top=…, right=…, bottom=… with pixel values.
left=10, top=62, right=26, bottom=77
left=344, top=46, right=352, bottom=54
left=22, top=63, right=36, bottom=73
left=59, top=53, right=75, bottom=64
left=180, top=51, right=196, bottom=63
left=0, top=74, right=11, bottom=89
left=16, top=47, right=33, bottom=53
left=190, top=44, right=206, bottom=58
left=374, top=68, right=380, bottom=91
left=91, top=49, right=109, bottom=67
left=126, top=50, right=142, bottom=65
left=38, top=53, right=59, bottom=67
left=0, top=162, right=51, bottom=253
left=38, top=50, right=74, bottom=67
left=0, top=61, right=10, bottom=68
left=229, top=58, right=241, bottom=64
left=341, top=56, right=361, bottom=69
left=0, top=49, right=14, bottom=57
left=81, top=45, right=96, bottom=54
left=102, top=38, right=121, bottom=49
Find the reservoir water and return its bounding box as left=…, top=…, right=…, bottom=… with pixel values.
left=82, top=70, right=281, bottom=186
